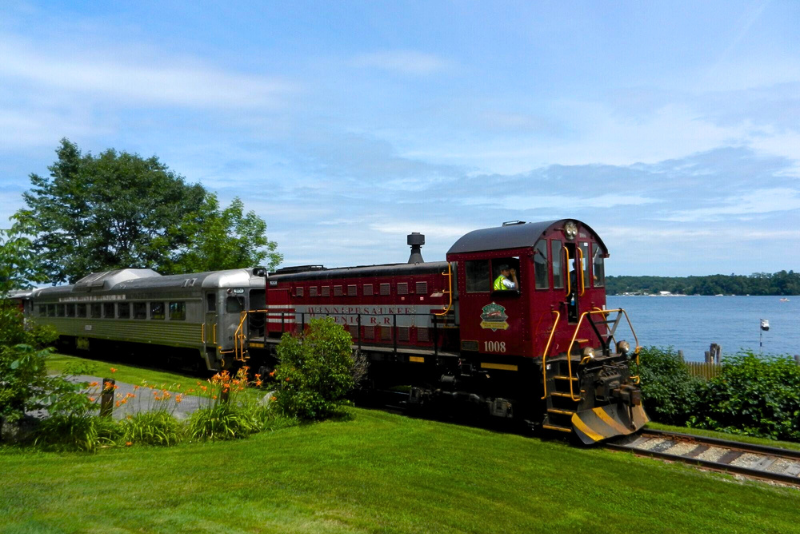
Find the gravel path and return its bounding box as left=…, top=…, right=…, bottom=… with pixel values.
left=68, top=375, right=206, bottom=420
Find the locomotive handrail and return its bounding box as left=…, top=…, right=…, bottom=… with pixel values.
left=564, top=308, right=640, bottom=401
left=434, top=262, right=453, bottom=317
left=576, top=246, right=586, bottom=297
left=201, top=323, right=205, bottom=343
left=233, top=311, right=250, bottom=362
left=563, top=246, right=571, bottom=297
left=540, top=309, right=561, bottom=400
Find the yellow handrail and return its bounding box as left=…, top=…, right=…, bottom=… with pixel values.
left=576, top=246, right=585, bottom=296
left=213, top=323, right=217, bottom=345
left=201, top=323, right=205, bottom=343
left=434, top=262, right=453, bottom=317
left=233, top=310, right=250, bottom=362
left=540, top=310, right=561, bottom=399
left=563, top=308, right=640, bottom=401
left=563, top=246, right=571, bottom=297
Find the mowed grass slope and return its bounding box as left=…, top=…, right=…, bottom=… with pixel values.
left=3, top=409, right=800, bottom=533
left=1, top=353, right=797, bottom=533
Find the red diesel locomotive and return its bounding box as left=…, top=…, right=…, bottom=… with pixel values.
left=253, top=219, right=647, bottom=443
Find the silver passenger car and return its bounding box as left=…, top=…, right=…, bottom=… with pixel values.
left=30, top=268, right=266, bottom=370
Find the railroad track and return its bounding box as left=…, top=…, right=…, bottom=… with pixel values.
left=606, top=429, right=800, bottom=486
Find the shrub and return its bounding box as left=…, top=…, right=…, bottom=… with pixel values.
left=690, top=351, right=800, bottom=441
left=273, top=317, right=357, bottom=420
left=121, top=411, right=183, bottom=446
left=632, top=346, right=702, bottom=426
left=186, top=367, right=260, bottom=440
left=33, top=413, right=121, bottom=452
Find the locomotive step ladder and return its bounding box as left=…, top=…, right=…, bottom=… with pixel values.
left=542, top=356, right=584, bottom=433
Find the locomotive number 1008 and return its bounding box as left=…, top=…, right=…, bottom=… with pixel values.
left=484, top=341, right=507, bottom=353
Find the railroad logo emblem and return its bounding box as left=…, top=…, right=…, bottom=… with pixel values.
left=480, top=302, right=509, bottom=331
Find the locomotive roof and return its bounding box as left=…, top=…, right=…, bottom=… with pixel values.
left=269, top=261, right=449, bottom=282
left=447, top=219, right=606, bottom=255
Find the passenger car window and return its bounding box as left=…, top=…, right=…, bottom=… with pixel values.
left=169, top=302, right=186, bottom=320
left=226, top=296, right=244, bottom=313
left=151, top=302, right=165, bottom=320
left=206, top=293, right=217, bottom=312
left=593, top=243, right=605, bottom=288
left=118, top=303, right=131, bottom=319
left=103, top=303, right=115, bottom=318
left=133, top=302, right=147, bottom=320
left=465, top=260, right=491, bottom=293
left=534, top=241, right=549, bottom=289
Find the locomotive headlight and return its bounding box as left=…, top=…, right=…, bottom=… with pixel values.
left=582, top=347, right=595, bottom=359
left=617, top=340, right=630, bottom=355
left=564, top=221, right=578, bottom=240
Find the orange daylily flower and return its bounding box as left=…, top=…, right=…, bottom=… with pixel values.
left=89, top=381, right=99, bottom=387
left=110, top=367, right=117, bottom=373
left=126, top=441, right=132, bottom=447
left=88, top=397, right=96, bottom=402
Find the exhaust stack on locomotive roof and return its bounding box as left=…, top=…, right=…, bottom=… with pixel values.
left=407, top=232, right=425, bottom=264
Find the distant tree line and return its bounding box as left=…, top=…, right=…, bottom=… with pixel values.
left=1, top=139, right=282, bottom=289
left=607, top=271, right=800, bottom=296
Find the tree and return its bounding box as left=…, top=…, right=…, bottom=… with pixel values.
left=12, top=139, right=281, bottom=284
left=0, top=230, right=39, bottom=292
left=165, top=194, right=282, bottom=273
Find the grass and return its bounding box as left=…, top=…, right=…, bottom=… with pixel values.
left=47, top=352, right=203, bottom=387
left=0, top=352, right=791, bottom=533
left=2, top=409, right=799, bottom=533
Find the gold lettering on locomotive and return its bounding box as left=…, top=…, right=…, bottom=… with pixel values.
left=480, top=302, right=509, bottom=331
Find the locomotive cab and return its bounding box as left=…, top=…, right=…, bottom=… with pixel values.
left=448, top=220, right=648, bottom=443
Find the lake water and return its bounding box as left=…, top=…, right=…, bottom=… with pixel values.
left=606, top=296, right=800, bottom=362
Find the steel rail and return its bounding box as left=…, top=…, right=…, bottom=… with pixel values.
left=605, top=429, right=800, bottom=487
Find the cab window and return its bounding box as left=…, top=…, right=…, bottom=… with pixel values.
left=593, top=243, right=605, bottom=287
left=491, top=257, right=521, bottom=292
left=580, top=242, right=590, bottom=291
left=465, top=260, right=491, bottom=293
left=551, top=240, right=564, bottom=289
left=533, top=241, right=549, bottom=289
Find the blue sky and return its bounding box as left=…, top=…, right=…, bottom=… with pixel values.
left=1, top=0, right=798, bottom=275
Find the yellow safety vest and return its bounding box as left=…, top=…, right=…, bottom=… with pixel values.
left=493, top=275, right=508, bottom=290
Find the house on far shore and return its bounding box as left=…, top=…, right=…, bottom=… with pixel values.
left=659, top=291, right=672, bottom=296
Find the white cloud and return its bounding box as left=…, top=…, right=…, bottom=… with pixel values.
left=0, top=36, right=294, bottom=109
left=461, top=193, right=657, bottom=211
left=663, top=188, right=800, bottom=222
left=351, top=51, right=450, bottom=75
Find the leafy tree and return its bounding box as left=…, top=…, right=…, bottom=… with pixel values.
left=164, top=194, right=282, bottom=273
left=273, top=318, right=359, bottom=420
left=0, top=230, right=39, bottom=291
left=11, top=139, right=281, bottom=284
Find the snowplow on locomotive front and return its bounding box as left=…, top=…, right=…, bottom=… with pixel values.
left=251, top=219, right=648, bottom=443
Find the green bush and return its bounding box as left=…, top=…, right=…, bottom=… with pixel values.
left=121, top=411, right=183, bottom=446
left=690, top=352, right=800, bottom=441
left=633, top=346, right=702, bottom=426
left=273, top=318, right=357, bottom=420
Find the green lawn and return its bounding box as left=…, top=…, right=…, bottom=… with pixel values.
left=1, top=353, right=797, bottom=533
left=47, top=353, right=203, bottom=387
